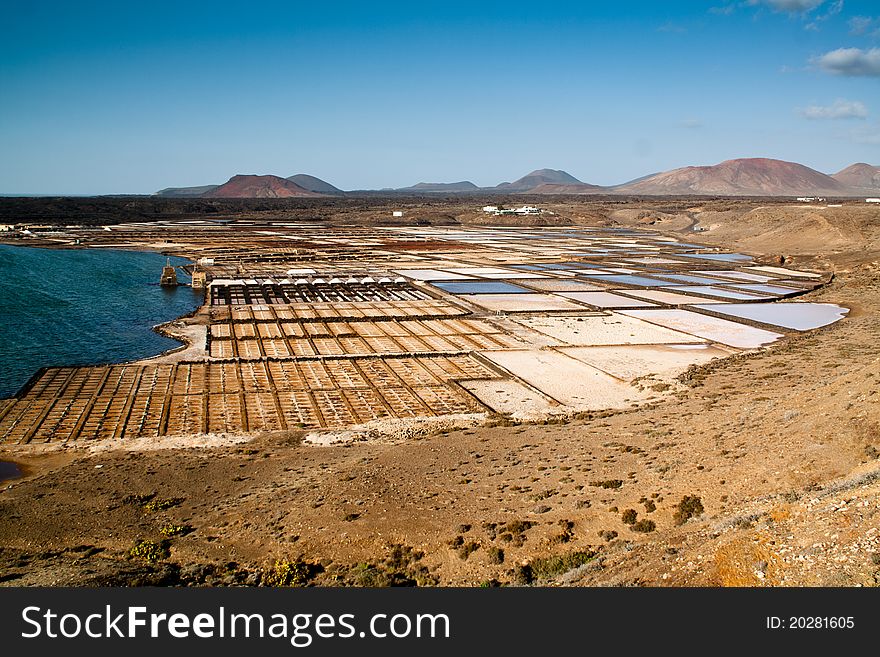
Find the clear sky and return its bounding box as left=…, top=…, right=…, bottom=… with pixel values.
left=2, top=0, right=879, bottom=194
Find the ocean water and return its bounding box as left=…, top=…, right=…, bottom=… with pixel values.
left=0, top=245, right=203, bottom=398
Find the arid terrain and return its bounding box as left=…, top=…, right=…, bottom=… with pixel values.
left=1, top=197, right=878, bottom=587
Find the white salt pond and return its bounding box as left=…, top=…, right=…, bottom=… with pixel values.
left=745, top=266, right=822, bottom=279
left=522, top=279, right=605, bottom=292
left=393, top=269, right=474, bottom=281
left=482, top=349, right=652, bottom=409
left=730, top=283, right=802, bottom=296
left=459, top=378, right=558, bottom=419
left=558, top=343, right=731, bottom=381
left=619, top=309, right=784, bottom=349
left=557, top=291, right=658, bottom=308
left=513, top=314, right=705, bottom=346
left=459, top=293, right=586, bottom=312
left=667, top=285, right=773, bottom=301
left=614, top=289, right=721, bottom=305
left=692, top=302, right=849, bottom=331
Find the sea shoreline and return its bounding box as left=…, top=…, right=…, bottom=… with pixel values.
left=0, top=243, right=203, bottom=398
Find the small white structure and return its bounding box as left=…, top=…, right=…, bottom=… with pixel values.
left=796, top=197, right=824, bottom=203
left=866, top=198, right=880, bottom=203
left=392, top=211, right=404, bottom=217
left=197, top=257, right=215, bottom=266
left=481, top=205, right=542, bottom=216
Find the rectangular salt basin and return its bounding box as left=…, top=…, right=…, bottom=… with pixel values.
left=667, top=285, right=773, bottom=301
left=477, top=272, right=549, bottom=279
left=434, top=281, right=530, bottom=295
left=594, top=267, right=639, bottom=274
left=442, top=267, right=521, bottom=276
left=623, top=257, right=686, bottom=265
left=559, top=344, right=732, bottom=382
left=692, top=303, right=848, bottom=331
left=730, top=283, right=800, bottom=296
left=395, top=269, right=475, bottom=281
left=678, top=253, right=753, bottom=263
left=657, top=273, right=737, bottom=285
left=692, top=270, right=774, bottom=283
left=619, top=309, right=783, bottom=349
left=557, top=292, right=658, bottom=308
left=745, top=266, right=822, bottom=279
left=614, top=289, right=722, bottom=305
left=581, top=274, right=677, bottom=287
left=513, top=314, right=705, bottom=346
left=508, top=264, right=556, bottom=271
left=482, top=350, right=651, bottom=409
left=460, top=293, right=587, bottom=312
left=459, top=378, right=558, bottom=420
left=522, top=279, right=604, bottom=292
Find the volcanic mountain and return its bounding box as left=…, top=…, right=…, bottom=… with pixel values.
left=396, top=181, right=480, bottom=193
left=202, top=175, right=323, bottom=198
left=613, top=158, right=849, bottom=196
left=494, top=169, right=585, bottom=192
left=286, top=174, right=344, bottom=194
left=831, top=163, right=880, bottom=192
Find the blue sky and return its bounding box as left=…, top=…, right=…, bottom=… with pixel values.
left=2, top=1, right=879, bottom=193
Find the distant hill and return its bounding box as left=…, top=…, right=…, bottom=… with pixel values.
left=525, top=182, right=605, bottom=194
left=202, top=175, right=323, bottom=198
left=613, top=158, right=849, bottom=196
left=155, top=184, right=219, bottom=197
left=286, top=174, right=344, bottom=194
left=397, top=181, right=480, bottom=193
left=495, top=169, right=584, bottom=192
left=153, top=159, right=879, bottom=198
left=832, top=163, right=880, bottom=192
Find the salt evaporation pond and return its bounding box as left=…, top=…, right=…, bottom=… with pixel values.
left=693, top=303, right=849, bottom=331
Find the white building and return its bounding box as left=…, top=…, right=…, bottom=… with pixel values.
left=866, top=198, right=880, bottom=203
left=392, top=211, right=404, bottom=217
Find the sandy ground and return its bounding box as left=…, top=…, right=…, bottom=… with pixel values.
left=1, top=199, right=879, bottom=587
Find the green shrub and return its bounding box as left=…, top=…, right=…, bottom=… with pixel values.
left=673, top=495, right=704, bottom=525
left=591, top=479, right=623, bottom=489
left=457, top=541, right=480, bottom=561
left=158, top=523, right=192, bottom=537
left=129, top=539, right=169, bottom=563
left=487, top=546, right=505, bottom=564
left=142, top=497, right=183, bottom=513
left=528, top=550, right=597, bottom=580
left=630, top=519, right=656, bottom=533
left=262, top=559, right=318, bottom=587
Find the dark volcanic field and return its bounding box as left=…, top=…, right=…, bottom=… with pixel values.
left=0, top=195, right=841, bottom=228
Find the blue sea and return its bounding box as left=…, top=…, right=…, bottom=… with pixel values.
left=0, top=244, right=203, bottom=398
